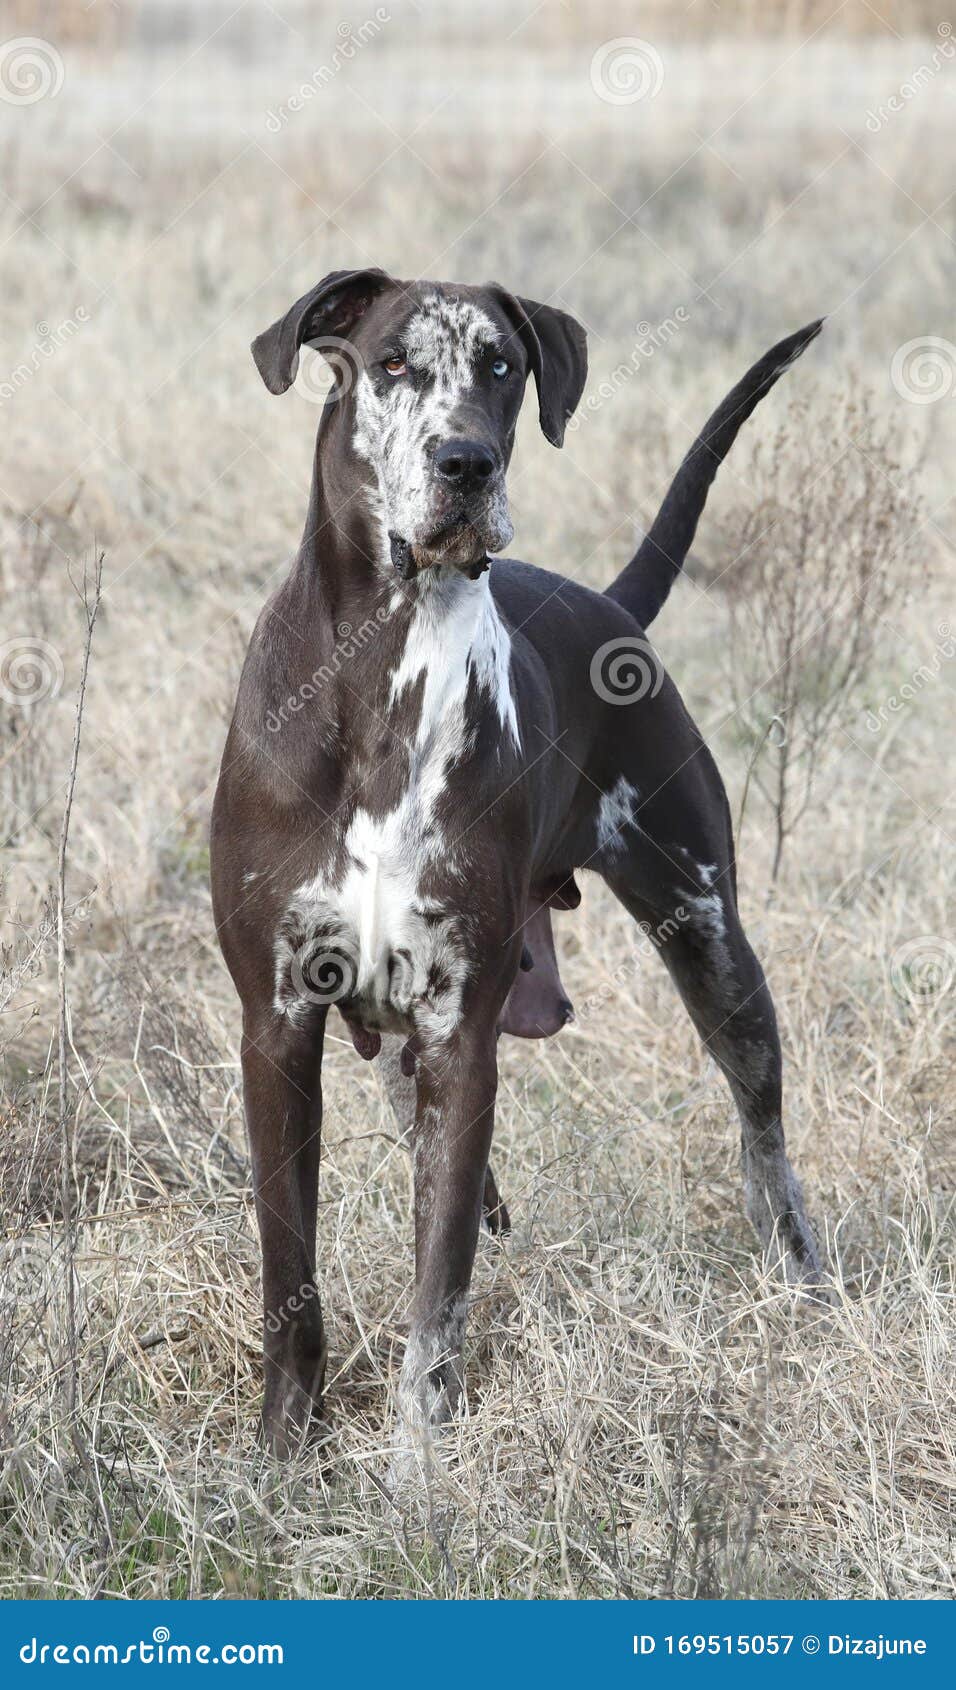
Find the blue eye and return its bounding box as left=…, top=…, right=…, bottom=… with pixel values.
left=492, top=357, right=510, bottom=379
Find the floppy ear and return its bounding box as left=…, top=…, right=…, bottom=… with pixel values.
left=251, top=267, right=395, bottom=394
left=489, top=287, right=588, bottom=446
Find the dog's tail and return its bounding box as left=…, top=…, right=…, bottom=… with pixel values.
left=604, top=319, right=823, bottom=630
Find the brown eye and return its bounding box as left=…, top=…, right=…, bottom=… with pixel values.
left=383, top=356, right=406, bottom=377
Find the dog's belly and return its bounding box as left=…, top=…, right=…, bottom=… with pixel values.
left=273, top=805, right=470, bottom=1042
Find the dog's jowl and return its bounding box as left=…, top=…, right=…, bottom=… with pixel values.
left=210, top=267, right=824, bottom=1458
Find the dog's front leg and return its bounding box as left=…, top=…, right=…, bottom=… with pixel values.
left=379, top=1035, right=509, bottom=1233
left=395, top=1020, right=498, bottom=1459
left=241, top=1011, right=327, bottom=1457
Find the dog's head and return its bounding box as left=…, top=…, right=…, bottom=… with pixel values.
left=251, top=268, right=587, bottom=578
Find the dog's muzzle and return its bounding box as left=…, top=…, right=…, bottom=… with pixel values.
left=389, top=527, right=491, bottom=582
left=388, top=435, right=509, bottom=582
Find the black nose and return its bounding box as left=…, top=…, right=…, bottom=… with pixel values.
left=434, top=438, right=497, bottom=487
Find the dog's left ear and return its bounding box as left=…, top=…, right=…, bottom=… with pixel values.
left=489, top=287, right=588, bottom=446
left=251, top=266, right=395, bottom=394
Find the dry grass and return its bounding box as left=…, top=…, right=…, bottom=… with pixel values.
left=1, top=1, right=954, bottom=1599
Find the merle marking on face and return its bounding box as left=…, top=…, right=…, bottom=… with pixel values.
left=250, top=267, right=587, bottom=584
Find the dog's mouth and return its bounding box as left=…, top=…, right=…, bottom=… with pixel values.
left=390, top=520, right=488, bottom=582
left=389, top=501, right=513, bottom=583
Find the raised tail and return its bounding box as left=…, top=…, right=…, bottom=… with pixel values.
left=605, top=319, right=823, bottom=629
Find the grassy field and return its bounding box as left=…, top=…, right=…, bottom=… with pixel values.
left=1, top=0, right=954, bottom=1597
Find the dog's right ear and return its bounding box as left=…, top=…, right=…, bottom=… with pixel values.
left=251, top=267, right=394, bottom=394
left=487, top=286, right=588, bottom=447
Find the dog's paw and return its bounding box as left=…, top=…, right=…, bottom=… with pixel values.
left=384, top=1414, right=449, bottom=1509
left=757, top=1212, right=832, bottom=1305
left=261, top=1348, right=327, bottom=1459
left=745, top=1157, right=830, bottom=1302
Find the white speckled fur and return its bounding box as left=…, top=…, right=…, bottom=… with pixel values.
left=685, top=888, right=727, bottom=941
left=596, top=775, right=641, bottom=856
left=352, top=292, right=514, bottom=570
left=389, top=1288, right=470, bottom=1488
left=392, top=570, right=520, bottom=752
left=274, top=794, right=470, bottom=1040
left=273, top=573, right=518, bottom=1038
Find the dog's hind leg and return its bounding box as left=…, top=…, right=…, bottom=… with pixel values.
left=378, top=1036, right=510, bottom=1234
left=603, top=848, right=822, bottom=1288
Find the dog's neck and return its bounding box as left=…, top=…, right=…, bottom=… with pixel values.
left=298, top=422, right=497, bottom=640
left=283, top=430, right=515, bottom=757
left=297, top=420, right=383, bottom=619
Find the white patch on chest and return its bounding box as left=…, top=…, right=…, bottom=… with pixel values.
left=274, top=573, right=518, bottom=1041
left=391, top=571, right=520, bottom=752
left=277, top=795, right=469, bottom=1041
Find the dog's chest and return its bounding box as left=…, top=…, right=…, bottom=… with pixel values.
left=274, top=791, right=468, bottom=1040
left=273, top=578, right=519, bottom=1041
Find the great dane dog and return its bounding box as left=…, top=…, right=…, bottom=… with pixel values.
left=210, top=267, right=823, bottom=1457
